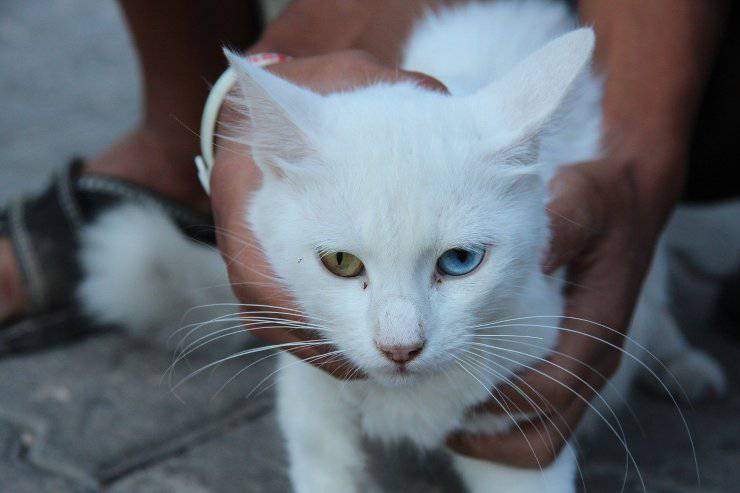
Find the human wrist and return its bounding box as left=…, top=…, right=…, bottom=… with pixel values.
left=588, top=137, right=685, bottom=237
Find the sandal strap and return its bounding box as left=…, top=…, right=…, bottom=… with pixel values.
left=8, top=198, right=52, bottom=313
left=3, top=160, right=215, bottom=316
left=6, top=164, right=84, bottom=314
left=74, top=173, right=215, bottom=246
left=77, top=176, right=208, bottom=226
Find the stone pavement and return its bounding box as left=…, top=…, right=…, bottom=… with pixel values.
left=1, top=1, right=739, bottom=492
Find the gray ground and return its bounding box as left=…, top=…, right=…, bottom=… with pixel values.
left=1, top=1, right=739, bottom=492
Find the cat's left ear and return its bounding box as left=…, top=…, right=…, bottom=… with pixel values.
left=469, top=28, right=595, bottom=142
left=224, top=50, right=321, bottom=179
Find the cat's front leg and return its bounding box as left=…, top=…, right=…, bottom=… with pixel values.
left=277, top=353, right=370, bottom=493
left=451, top=443, right=576, bottom=493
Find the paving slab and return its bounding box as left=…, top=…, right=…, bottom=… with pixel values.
left=0, top=419, right=90, bottom=493
left=107, top=412, right=289, bottom=493
left=0, top=331, right=274, bottom=490
left=97, top=333, right=740, bottom=492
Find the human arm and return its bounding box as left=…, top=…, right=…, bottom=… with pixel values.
left=446, top=0, right=730, bottom=467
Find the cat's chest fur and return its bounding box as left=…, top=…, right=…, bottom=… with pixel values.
left=350, top=365, right=492, bottom=448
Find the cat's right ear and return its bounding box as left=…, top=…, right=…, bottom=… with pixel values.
left=469, top=28, right=595, bottom=143
left=224, top=50, right=321, bottom=179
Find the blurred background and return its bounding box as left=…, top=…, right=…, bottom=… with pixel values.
left=1, top=1, right=739, bottom=492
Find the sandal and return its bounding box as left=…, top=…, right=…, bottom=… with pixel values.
left=0, top=160, right=215, bottom=356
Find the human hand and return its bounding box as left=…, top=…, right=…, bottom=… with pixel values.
left=446, top=151, right=685, bottom=467
left=209, top=50, right=446, bottom=379
left=446, top=0, right=726, bottom=467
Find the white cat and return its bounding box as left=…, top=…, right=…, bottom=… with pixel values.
left=227, top=1, right=727, bottom=491
left=79, top=1, right=728, bottom=491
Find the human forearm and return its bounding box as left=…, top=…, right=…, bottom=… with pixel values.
left=450, top=2, right=732, bottom=466
left=580, top=0, right=729, bottom=206
left=259, top=0, right=727, bottom=139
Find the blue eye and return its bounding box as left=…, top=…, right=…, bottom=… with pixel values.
left=437, top=248, right=485, bottom=276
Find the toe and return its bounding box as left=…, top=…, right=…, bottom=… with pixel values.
left=0, top=239, right=28, bottom=322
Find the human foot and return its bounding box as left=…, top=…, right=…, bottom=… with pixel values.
left=86, top=127, right=210, bottom=212
left=0, top=240, right=27, bottom=322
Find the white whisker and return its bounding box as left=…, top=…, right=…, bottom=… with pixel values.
left=458, top=350, right=560, bottom=458
left=468, top=341, right=645, bottom=491
left=470, top=317, right=698, bottom=477
left=249, top=350, right=347, bottom=398
left=171, top=340, right=328, bottom=392
left=475, top=336, right=645, bottom=434
left=452, top=356, right=545, bottom=473
left=460, top=348, right=589, bottom=492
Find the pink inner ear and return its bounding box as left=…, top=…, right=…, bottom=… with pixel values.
left=226, top=55, right=323, bottom=180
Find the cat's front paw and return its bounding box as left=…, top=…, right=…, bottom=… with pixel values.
left=292, top=476, right=364, bottom=493
left=290, top=464, right=375, bottom=493
left=451, top=444, right=576, bottom=493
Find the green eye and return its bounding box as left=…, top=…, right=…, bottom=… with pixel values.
left=321, top=251, right=365, bottom=277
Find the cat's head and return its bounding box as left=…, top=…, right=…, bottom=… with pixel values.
left=227, top=29, right=594, bottom=384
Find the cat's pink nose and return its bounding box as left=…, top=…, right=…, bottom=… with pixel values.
left=377, top=342, right=425, bottom=365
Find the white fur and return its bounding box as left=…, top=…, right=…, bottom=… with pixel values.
left=76, top=1, right=727, bottom=491
left=78, top=204, right=237, bottom=344
left=453, top=444, right=577, bottom=493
